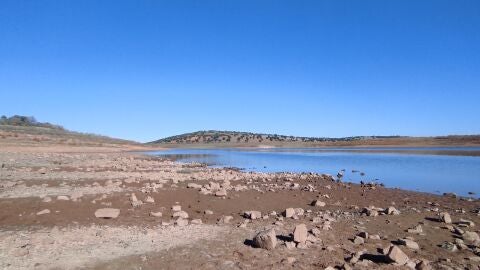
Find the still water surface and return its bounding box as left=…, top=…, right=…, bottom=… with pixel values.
left=148, top=147, right=480, bottom=197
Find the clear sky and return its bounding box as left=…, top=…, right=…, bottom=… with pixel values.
left=1, top=1, right=479, bottom=142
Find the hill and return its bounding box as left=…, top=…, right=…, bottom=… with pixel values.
left=149, top=130, right=480, bottom=147
left=0, top=115, right=138, bottom=148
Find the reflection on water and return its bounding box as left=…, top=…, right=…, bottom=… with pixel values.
left=148, top=147, right=480, bottom=197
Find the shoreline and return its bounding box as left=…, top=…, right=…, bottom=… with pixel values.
left=1, top=146, right=480, bottom=269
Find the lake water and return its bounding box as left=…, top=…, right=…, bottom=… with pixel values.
left=147, top=147, right=480, bottom=197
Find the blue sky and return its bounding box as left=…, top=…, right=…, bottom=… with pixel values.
left=1, top=1, right=479, bottom=142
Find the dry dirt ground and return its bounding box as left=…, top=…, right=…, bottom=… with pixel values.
left=1, top=147, right=480, bottom=270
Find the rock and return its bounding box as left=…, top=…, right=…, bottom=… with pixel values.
left=353, top=236, right=365, bottom=245
left=94, top=208, right=120, bottom=219
left=204, top=210, right=213, bottom=215
left=219, top=215, right=233, bottom=224
left=172, top=205, right=181, bottom=212
left=458, top=219, right=475, bottom=227
left=440, top=242, right=458, bottom=252
left=285, top=241, right=296, bottom=249
left=439, top=212, right=452, bottom=224
left=244, top=211, right=262, bottom=220
left=416, top=260, right=432, bottom=270
left=150, top=212, right=162, bottom=217
left=294, top=208, right=305, bottom=216
left=398, top=238, right=420, bottom=250
left=172, top=211, right=189, bottom=219
left=407, top=225, right=423, bottom=234
left=175, top=218, right=189, bottom=227
left=293, top=224, right=308, bottom=244
left=284, top=208, right=295, bottom=218
left=386, top=206, right=400, bottom=215
left=130, top=193, right=142, bottom=207
left=463, top=231, right=480, bottom=242
left=42, top=196, right=52, bottom=203
left=282, top=257, right=296, bottom=264
left=386, top=246, right=409, bottom=265
left=145, top=196, right=155, bottom=203
left=312, top=200, right=326, bottom=207
left=215, top=189, right=227, bottom=197
left=57, top=195, right=70, bottom=201
left=187, top=183, right=202, bottom=189
left=36, top=209, right=50, bottom=215
left=253, top=228, right=277, bottom=250
left=191, top=219, right=203, bottom=225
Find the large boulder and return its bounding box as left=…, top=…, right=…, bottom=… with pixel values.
left=253, top=228, right=277, bottom=250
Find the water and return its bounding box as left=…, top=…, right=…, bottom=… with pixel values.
left=147, top=148, right=480, bottom=197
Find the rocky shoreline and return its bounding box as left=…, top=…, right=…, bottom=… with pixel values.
left=1, top=150, right=479, bottom=269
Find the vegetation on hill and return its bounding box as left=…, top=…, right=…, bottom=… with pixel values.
left=149, top=130, right=403, bottom=145
left=0, top=115, right=64, bottom=130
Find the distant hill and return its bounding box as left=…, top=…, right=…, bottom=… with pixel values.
left=149, top=130, right=480, bottom=148
left=0, top=115, right=138, bottom=147
left=150, top=130, right=405, bottom=146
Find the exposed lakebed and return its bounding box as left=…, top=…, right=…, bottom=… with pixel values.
left=148, top=147, right=480, bottom=197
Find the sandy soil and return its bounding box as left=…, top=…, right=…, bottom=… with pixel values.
left=1, top=145, right=480, bottom=270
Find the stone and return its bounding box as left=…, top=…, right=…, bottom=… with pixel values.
left=94, top=208, right=120, bottom=219
left=36, top=209, right=50, bottom=215
left=463, top=231, right=480, bottom=242
left=312, top=200, right=326, bottom=207
left=458, top=219, right=475, bottom=227
left=204, top=210, right=213, bottom=215
left=293, top=224, right=308, bottom=244
left=282, top=257, right=296, bottom=264
left=407, top=225, right=423, bottom=234
left=191, top=219, right=203, bottom=224
left=215, top=189, right=227, bottom=197
left=285, top=241, right=296, bottom=249
left=440, top=242, right=458, bottom=252
left=416, top=260, right=432, bottom=270
left=172, top=205, right=181, bottom=211
left=150, top=212, right=162, bottom=217
left=130, top=193, right=142, bottom=207
left=219, top=215, right=233, bottom=224
left=386, top=206, right=400, bottom=215
left=145, top=196, right=155, bottom=203
left=187, top=183, right=202, bottom=189
left=284, top=208, right=295, bottom=218
left=42, top=196, right=52, bottom=203
left=57, top=195, right=70, bottom=201
left=253, top=228, right=277, bottom=250
left=244, top=211, right=262, bottom=220
left=386, top=246, right=409, bottom=265
left=439, top=212, right=452, bottom=224
left=398, top=238, right=420, bottom=250
left=353, top=236, right=365, bottom=245
left=172, top=211, right=189, bottom=219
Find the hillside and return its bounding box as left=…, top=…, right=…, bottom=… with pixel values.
left=149, top=130, right=480, bottom=147
left=0, top=115, right=138, bottom=148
